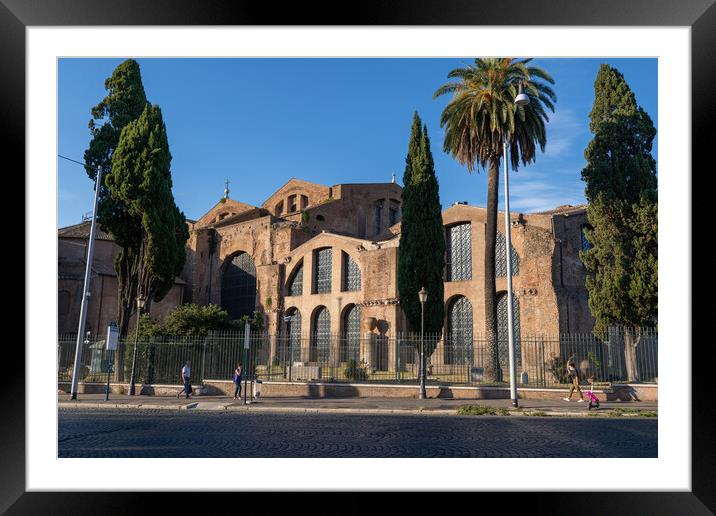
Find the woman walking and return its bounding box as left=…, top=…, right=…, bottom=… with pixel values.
left=563, top=358, right=584, bottom=402
left=233, top=363, right=243, bottom=400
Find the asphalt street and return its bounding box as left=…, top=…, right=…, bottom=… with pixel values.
left=58, top=409, right=657, bottom=458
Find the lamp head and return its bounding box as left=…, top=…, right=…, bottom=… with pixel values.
left=418, top=287, right=428, bottom=304
left=515, top=82, right=530, bottom=107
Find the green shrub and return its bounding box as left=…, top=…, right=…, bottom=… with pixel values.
left=456, top=405, right=510, bottom=416
left=547, top=354, right=569, bottom=384
left=344, top=359, right=368, bottom=380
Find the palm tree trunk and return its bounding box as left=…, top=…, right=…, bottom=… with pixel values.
left=484, top=158, right=501, bottom=382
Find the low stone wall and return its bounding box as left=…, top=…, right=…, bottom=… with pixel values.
left=58, top=380, right=657, bottom=401
left=57, top=382, right=199, bottom=396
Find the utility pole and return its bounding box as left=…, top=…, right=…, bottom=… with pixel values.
left=70, top=165, right=102, bottom=400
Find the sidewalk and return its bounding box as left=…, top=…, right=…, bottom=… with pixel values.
left=58, top=393, right=658, bottom=417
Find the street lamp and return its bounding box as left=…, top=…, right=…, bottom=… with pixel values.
left=418, top=287, right=428, bottom=400
left=499, top=83, right=531, bottom=408
left=128, top=292, right=147, bottom=396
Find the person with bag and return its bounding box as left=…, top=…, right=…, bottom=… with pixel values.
left=233, top=363, right=243, bottom=400
left=563, top=358, right=584, bottom=402
left=177, top=360, right=192, bottom=399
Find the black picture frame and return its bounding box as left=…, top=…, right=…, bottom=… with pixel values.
left=5, top=0, right=711, bottom=513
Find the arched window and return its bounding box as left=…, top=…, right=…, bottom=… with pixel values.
left=580, top=224, right=593, bottom=251
left=342, top=304, right=361, bottom=362
left=313, top=248, right=332, bottom=294
left=311, top=307, right=331, bottom=362
left=389, top=199, right=400, bottom=226
left=300, top=195, right=309, bottom=210
left=374, top=199, right=384, bottom=234
left=281, top=308, right=301, bottom=363
left=343, top=252, right=361, bottom=292
left=446, top=296, right=473, bottom=365
left=496, top=292, right=521, bottom=369
left=221, top=251, right=256, bottom=319
left=58, top=290, right=71, bottom=316
left=287, top=262, right=303, bottom=296
left=495, top=232, right=520, bottom=277
left=446, top=222, right=472, bottom=281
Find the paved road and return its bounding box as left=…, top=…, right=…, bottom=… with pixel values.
left=58, top=409, right=657, bottom=458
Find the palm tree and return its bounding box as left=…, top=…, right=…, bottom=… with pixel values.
left=434, top=58, right=556, bottom=382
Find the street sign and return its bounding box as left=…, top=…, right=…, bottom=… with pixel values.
left=106, top=323, right=119, bottom=351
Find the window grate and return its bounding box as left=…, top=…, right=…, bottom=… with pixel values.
left=446, top=223, right=472, bottom=281
left=288, top=262, right=303, bottom=296
left=221, top=252, right=256, bottom=319
left=314, top=248, right=332, bottom=294
left=343, top=253, right=361, bottom=291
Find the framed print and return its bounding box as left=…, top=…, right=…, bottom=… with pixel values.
left=4, top=0, right=713, bottom=513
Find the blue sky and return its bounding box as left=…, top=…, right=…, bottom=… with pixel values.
left=58, top=58, right=657, bottom=228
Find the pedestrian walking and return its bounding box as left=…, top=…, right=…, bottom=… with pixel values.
left=233, top=363, right=243, bottom=399
left=177, top=360, right=192, bottom=399
left=563, top=358, right=584, bottom=402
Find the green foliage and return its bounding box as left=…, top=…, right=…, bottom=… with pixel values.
left=397, top=113, right=445, bottom=347
left=456, top=405, right=511, bottom=416
left=344, top=359, right=368, bottom=381
left=126, top=313, right=165, bottom=341
left=83, top=59, right=189, bottom=336
left=547, top=354, right=569, bottom=384
left=235, top=310, right=265, bottom=332
left=162, top=304, right=234, bottom=337
left=301, top=211, right=309, bottom=224
left=580, top=64, right=658, bottom=335
left=433, top=58, right=556, bottom=172
left=433, top=58, right=556, bottom=381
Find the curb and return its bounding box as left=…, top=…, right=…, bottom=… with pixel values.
left=59, top=402, right=197, bottom=410
left=58, top=402, right=656, bottom=418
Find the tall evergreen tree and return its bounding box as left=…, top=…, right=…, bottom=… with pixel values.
left=580, top=64, right=658, bottom=381
left=83, top=59, right=150, bottom=339
left=398, top=112, right=445, bottom=353
left=108, top=103, right=189, bottom=338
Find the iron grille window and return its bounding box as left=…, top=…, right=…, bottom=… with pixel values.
left=495, top=232, right=520, bottom=277
left=446, top=296, right=473, bottom=365
left=311, top=307, right=331, bottom=362
left=221, top=252, right=256, bottom=319
left=288, top=262, right=303, bottom=296
left=580, top=224, right=593, bottom=251
left=446, top=223, right=472, bottom=281
left=343, top=253, right=361, bottom=291
left=314, top=248, right=332, bottom=294
left=285, top=309, right=301, bottom=363
left=342, top=304, right=361, bottom=362
left=374, top=200, right=384, bottom=234
left=496, top=292, right=521, bottom=368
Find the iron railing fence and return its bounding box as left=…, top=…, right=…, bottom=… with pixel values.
left=58, top=327, right=657, bottom=388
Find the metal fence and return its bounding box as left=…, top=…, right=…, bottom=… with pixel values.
left=57, top=327, right=657, bottom=388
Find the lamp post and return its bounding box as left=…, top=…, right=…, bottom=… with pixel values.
left=500, top=82, right=530, bottom=408
left=418, top=287, right=427, bottom=400
left=128, top=292, right=146, bottom=396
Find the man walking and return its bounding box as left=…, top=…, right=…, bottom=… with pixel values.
left=177, top=360, right=192, bottom=399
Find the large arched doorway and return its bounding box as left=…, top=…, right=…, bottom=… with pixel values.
left=221, top=251, right=256, bottom=320
left=311, top=306, right=331, bottom=363
left=496, top=292, right=521, bottom=371
left=342, top=304, right=361, bottom=362
left=446, top=296, right=473, bottom=365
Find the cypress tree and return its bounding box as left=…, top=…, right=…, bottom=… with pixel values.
left=398, top=113, right=446, bottom=353
left=108, top=103, right=189, bottom=326
left=580, top=64, right=658, bottom=381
